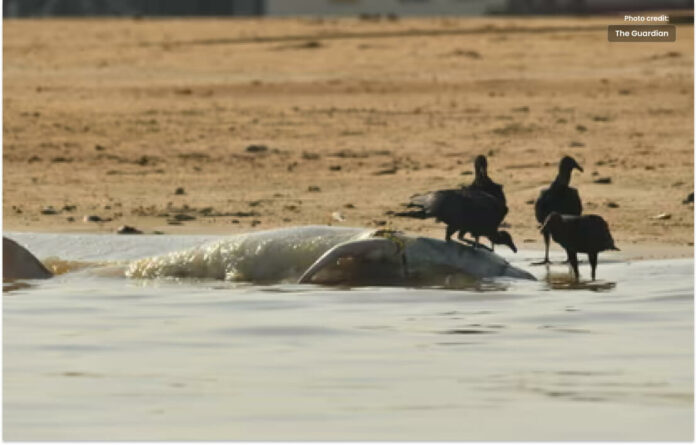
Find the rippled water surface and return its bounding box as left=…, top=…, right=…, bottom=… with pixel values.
left=3, top=233, right=693, bottom=440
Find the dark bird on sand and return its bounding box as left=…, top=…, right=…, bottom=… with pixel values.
left=535, top=155, right=583, bottom=263
left=394, top=188, right=517, bottom=252
left=541, top=212, right=619, bottom=281
left=466, top=155, right=506, bottom=206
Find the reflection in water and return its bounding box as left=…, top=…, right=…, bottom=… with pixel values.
left=478, top=369, right=692, bottom=406
left=440, top=275, right=511, bottom=291
left=538, top=324, right=592, bottom=334
left=544, top=271, right=617, bottom=292
left=473, top=279, right=511, bottom=292
left=529, top=262, right=618, bottom=292
left=3, top=280, right=34, bottom=292
left=441, top=329, right=495, bottom=335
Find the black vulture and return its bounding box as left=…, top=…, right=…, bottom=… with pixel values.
left=394, top=188, right=517, bottom=252
left=467, top=155, right=506, bottom=207
left=535, top=156, right=583, bottom=263
left=541, top=212, right=619, bottom=281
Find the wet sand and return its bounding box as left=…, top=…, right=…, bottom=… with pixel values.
left=3, top=16, right=694, bottom=255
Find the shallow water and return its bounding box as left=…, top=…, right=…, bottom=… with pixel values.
left=3, top=232, right=693, bottom=440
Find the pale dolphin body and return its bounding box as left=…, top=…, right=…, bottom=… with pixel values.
left=125, top=226, right=534, bottom=285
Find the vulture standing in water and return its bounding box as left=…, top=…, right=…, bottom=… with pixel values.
left=466, top=154, right=506, bottom=208
left=394, top=188, right=517, bottom=253
left=535, top=155, right=583, bottom=263
left=540, top=212, right=619, bottom=281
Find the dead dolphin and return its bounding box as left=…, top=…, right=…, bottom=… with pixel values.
left=126, top=226, right=535, bottom=285
left=4, top=227, right=534, bottom=285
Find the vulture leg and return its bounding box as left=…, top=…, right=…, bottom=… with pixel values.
left=561, top=251, right=571, bottom=264
left=533, top=231, right=552, bottom=265
left=455, top=236, right=494, bottom=252
left=588, top=252, right=598, bottom=281
left=567, top=250, right=579, bottom=281
left=459, top=238, right=476, bottom=247
left=480, top=243, right=494, bottom=252
left=445, top=225, right=456, bottom=242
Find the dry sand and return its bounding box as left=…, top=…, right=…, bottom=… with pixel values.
left=3, top=16, right=694, bottom=257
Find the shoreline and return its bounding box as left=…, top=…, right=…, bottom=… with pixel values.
left=4, top=226, right=692, bottom=261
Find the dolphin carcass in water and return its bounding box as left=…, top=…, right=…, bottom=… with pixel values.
left=4, top=226, right=535, bottom=285
left=3, top=237, right=53, bottom=280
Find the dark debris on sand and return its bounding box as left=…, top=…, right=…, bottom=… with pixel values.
left=117, top=225, right=143, bottom=234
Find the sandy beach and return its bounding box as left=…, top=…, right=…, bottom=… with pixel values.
left=3, top=16, right=693, bottom=256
